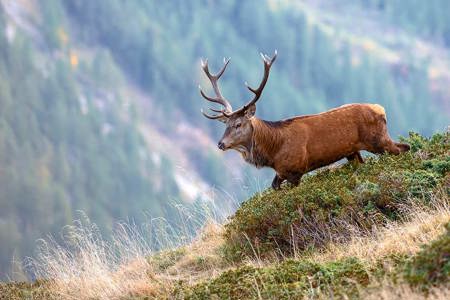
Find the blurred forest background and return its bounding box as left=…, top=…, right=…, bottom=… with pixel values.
left=0, top=0, right=449, bottom=279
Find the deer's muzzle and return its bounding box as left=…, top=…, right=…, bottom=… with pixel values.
left=218, top=141, right=226, bottom=151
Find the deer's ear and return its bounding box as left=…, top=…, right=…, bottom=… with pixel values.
left=245, top=105, right=256, bottom=118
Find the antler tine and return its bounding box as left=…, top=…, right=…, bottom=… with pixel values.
left=201, top=108, right=227, bottom=120
left=233, top=50, right=277, bottom=115
left=209, top=108, right=226, bottom=113
left=246, top=50, right=277, bottom=97
left=214, top=57, right=230, bottom=79
left=209, top=107, right=232, bottom=117
left=199, top=57, right=233, bottom=115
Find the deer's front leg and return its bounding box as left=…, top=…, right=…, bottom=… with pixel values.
left=271, top=174, right=284, bottom=190
left=286, top=172, right=303, bottom=187
left=346, top=152, right=364, bottom=164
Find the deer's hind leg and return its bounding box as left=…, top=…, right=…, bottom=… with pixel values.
left=346, top=152, right=364, bottom=163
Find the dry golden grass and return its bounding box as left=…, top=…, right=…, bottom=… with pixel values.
left=28, top=217, right=227, bottom=300
left=308, top=195, right=450, bottom=265
left=31, top=219, right=156, bottom=300
left=145, top=221, right=228, bottom=298
left=162, top=222, right=225, bottom=279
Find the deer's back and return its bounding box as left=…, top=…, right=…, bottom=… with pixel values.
left=274, top=103, right=387, bottom=173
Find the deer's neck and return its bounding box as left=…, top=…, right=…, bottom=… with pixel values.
left=241, top=118, right=284, bottom=168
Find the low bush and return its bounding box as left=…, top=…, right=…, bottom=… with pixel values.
left=0, top=280, right=55, bottom=300
left=148, top=248, right=187, bottom=272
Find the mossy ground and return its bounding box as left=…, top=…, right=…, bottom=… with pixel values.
left=173, top=258, right=370, bottom=299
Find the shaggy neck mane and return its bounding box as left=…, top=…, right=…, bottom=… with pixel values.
left=244, top=118, right=284, bottom=168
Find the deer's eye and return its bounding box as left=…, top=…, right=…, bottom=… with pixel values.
left=235, top=123, right=241, bottom=128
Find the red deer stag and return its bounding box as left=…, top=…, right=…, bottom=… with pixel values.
left=199, top=51, right=410, bottom=190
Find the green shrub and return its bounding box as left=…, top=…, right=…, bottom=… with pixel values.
left=173, top=258, right=369, bottom=299
left=405, top=132, right=428, bottom=152
left=223, top=132, right=449, bottom=261
left=0, top=280, right=55, bottom=300
left=148, top=248, right=186, bottom=271
left=403, top=170, right=439, bottom=199
left=355, top=181, right=381, bottom=205
left=422, top=157, right=450, bottom=176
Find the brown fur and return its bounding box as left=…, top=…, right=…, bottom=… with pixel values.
left=240, top=103, right=409, bottom=189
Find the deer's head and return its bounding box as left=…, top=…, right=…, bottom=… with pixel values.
left=199, top=51, right=277, bottom=151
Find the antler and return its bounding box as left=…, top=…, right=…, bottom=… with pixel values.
left=199, top=58, right=233, bottom=120
left=232, top=50, right=277, bottom=115
left=199, top=51, right=278, bottom=121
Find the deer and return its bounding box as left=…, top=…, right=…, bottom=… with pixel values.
left=199, top=51, right=410, bottom=190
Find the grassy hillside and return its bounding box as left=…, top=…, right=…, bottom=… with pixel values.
left=1, top=131, right=448, bottom=299
left=173, top=131, right=449, bottom=299
left=2, top=0, right=450, bottom=278
left=223, top=132, right=449, bottom=261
